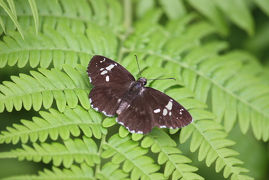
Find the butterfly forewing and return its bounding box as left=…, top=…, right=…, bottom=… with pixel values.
left=87, top=55, right=135, bottom=87
left=88, top=55, right=135, bottom=116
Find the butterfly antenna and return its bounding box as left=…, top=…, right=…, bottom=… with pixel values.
left=147, top=77, right=176, bottom=81
left=134, top=55, right=141, bottom=77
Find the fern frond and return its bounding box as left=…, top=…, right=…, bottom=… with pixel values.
left=180, top=110, right=253, bottom=180
left=0, top=0, right=123, bottom=35
left=254, top=0, right=269, bottom=16
left=0, top=136, right=100, bottom=168
left=152, top=77, right=252, bottom=179
left=102, top=134, right=163, bottom=180
left=96, top=162, right=129, bottom=180
left=187, top=0, right=254, bottom=35
left=0, top=106, right=106, bottom=144
left=99, top=55, right=252, bottom=179
left=0, top=25, right=118, bottom=68
left=0, top=65, right=90, bottom=112
left=142, top=129, right=204, bottom=180
left=0, top=1, right=267, bottom=179
left=135, top=0, right=269, bottom=35
left=159, top=0, right=186, bottom=19
left=0, top=0, right=24, bottom=38
left=2, top=164, right=95, bottom=180
left=116, top=41, right=253, bottom=179
left=27, top=0, right=39, bottom=34
left=4, top=163, right=127, bottom=180
left=0, top=16, right=5, bottom=33
left=124, top=16, right=269, bottom=141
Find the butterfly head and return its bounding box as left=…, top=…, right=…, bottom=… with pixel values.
left=138, top=77, right=147, bottom=86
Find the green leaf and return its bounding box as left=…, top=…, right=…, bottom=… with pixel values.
left=28, top=0, right=39, bottom=34
left=187, top=0, right=228, bottom=35
left=0, top=66, right=91, bottom=112
left=96, top=162, right=128, bottom=180
left=159, top=0, right=186, bottom=19
left=254, top=0, right=269, bottom=16
left=102, top=117, right=116, bottom=128
left=214, top=0, right=254, bottom=35
left=142, top=129, right=203, bottom=179
left=0, top=136, right=100, bottom=168
left=103, top=134, right=162, bottom=179
left=0, top=106, right=105, bottom=143
left=0, top=0, right=24, bottom=38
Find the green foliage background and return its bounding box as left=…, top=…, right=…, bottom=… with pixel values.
left=0, top=0, right=268, bottom=179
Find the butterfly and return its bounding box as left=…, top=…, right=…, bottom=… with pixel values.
left=87, top=55, right=193, bottom=134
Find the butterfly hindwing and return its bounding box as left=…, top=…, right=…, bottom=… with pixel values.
left=87, top=55, right=135, bottom=87
left=89, top=85, right=127, bottom=117
left=116, top=87, right=192, bottom=134
left=116, top=93, right=154, bottom=134
left=145, top=87, right=193, bottom=129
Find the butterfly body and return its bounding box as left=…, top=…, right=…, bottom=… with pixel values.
left=87, top=55, right=192, bottom=134
left=116, top=78, right=148, bottom=116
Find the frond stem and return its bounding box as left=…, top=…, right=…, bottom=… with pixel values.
left=95, top=134, right=106, bottom=176
left=123, top=0, right=132, bottom=31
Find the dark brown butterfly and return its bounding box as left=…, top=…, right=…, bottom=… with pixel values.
left=87, top=55, right=193, bottom=134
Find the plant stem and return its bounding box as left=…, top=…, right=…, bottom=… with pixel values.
left=118, top=0, right=134, bottom=62
left=95, top=134, right=106, bottom=177
left=123, top=0, right=132, bottom=31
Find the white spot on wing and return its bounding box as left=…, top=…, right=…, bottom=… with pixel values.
left=163, top=109, right=168, bottom=116
left=117, top=120, right=124, bottom=126
left=154, top=109, right=161, bottom=113
left=116, top=118, right=127, bottom=127
left=160, top=125, right=166, bottom=128
left=106, top=76, right=109, bottom=82
left=91, top=104, right=99, bottom=112
left=100, top=58, right=106, bottom=63
left=102, top=111, right=114, bottom=117
left=101, top=70, right=108, bottom=75
left=106, top=64, right=115, bottom=71
left=166, top=101, right=173, bottom=110
left=169, top=112, right=172, bottom=116
left=90, top=101, right=98, bottom=111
